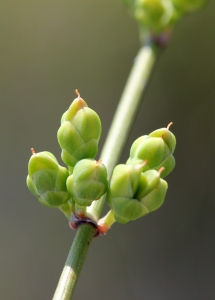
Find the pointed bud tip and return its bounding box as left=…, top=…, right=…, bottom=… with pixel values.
left=73, top=89, right=87, bottom=108
left=30, top=148, right=35, bottom=155
left=141, top=160, right=147, bottom=167
left=96, top=159, right=102, bottom=165
left=158, top=167, right=165, bottom=175
left=167, top=122, right=173, bottom=130
left=75, top=89, right=80, bottom=99
left=134, top=160, right=148, bottom=171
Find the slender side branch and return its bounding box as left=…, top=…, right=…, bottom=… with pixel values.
left=53, top=43, right=158, bottom=300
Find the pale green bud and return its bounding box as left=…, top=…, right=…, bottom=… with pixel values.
left=140, top=177, right=168, bottom=212
left=107, top=164, right=168, bottom=224
left=108, top=164, right=142, bottom=199
left=129, top=123, right=176, bottom=177
left=107, top=164, right=148, bottom=223
left=135, top=0, right=165, bottom=24
left=134, top=0, right=177, bottom=33
left=66, top=159, right=108, bottom=206
left=27, top=150, right=70, bottom=207
left=57, top=91, right=102, bottom=171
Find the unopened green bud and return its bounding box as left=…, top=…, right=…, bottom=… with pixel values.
left=57, top=90, right=102, bottom=171
left=140, top=176, right=168, bottom=212
left=27, top=149, right=70, bottom=207
left=107, top=164, right=147, bottom=223
left=129, top=123, right=176, bottom=177
left=66, top=159, right=108, bottom=206
left=134, top=0, right=176, bottom=33
left=135, top=168, right=168, bottom=212
left=135, top=0, right=165, bottom=24
left=107, top=164, right=168, bottom=224
left=108, top=164, right=142, bottom=199
left=168, top=6, right=183, bottom=25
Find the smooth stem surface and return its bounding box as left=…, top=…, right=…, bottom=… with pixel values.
left=88, top=44, right=158, bottom=220
left=53, top=224, right=96, bottom=300
left=53, top=43, right=158, bottom=300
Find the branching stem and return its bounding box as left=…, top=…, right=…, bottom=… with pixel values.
left=53, top=43, right=158, bottom=300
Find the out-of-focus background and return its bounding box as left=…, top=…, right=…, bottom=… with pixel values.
left=1, top=1, right=215, bottom=299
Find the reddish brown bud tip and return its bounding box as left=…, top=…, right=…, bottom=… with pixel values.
left=141, top=160, right=147, bottom=167
left=30, top=148, right=35, bottom=155
left=96, top=159, right=102, bottom=165
left=167, top=122, right=173, bottom=130
left=158, top=167, right=165, bottom=175
left=75, top=89, right=80, bottom=99
left=97, top=223, right=110, bottom=234
left=69, top=222, right=77, bottom=230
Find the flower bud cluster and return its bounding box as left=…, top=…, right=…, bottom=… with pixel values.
left=27, top=92, right=108, bottom=220
left=26, top=90, right=176, bottom=231
left=107, top=165, right=167, bottom=223
left=120, top=0, right=207, bottom=35
left=106, top=124, right=176, bottom=224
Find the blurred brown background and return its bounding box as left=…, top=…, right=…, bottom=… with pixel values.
left=1, top=1, right=215, bottom=299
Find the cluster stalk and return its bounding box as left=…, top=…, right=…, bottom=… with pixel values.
left=53, top=43, right=158, bottom=299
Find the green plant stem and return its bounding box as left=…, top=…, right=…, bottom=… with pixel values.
left=53, top=224, right=96, bottom=300
left=53, top=43, right=158, bottom=300
left=87, top=44, right=158, bottom=220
